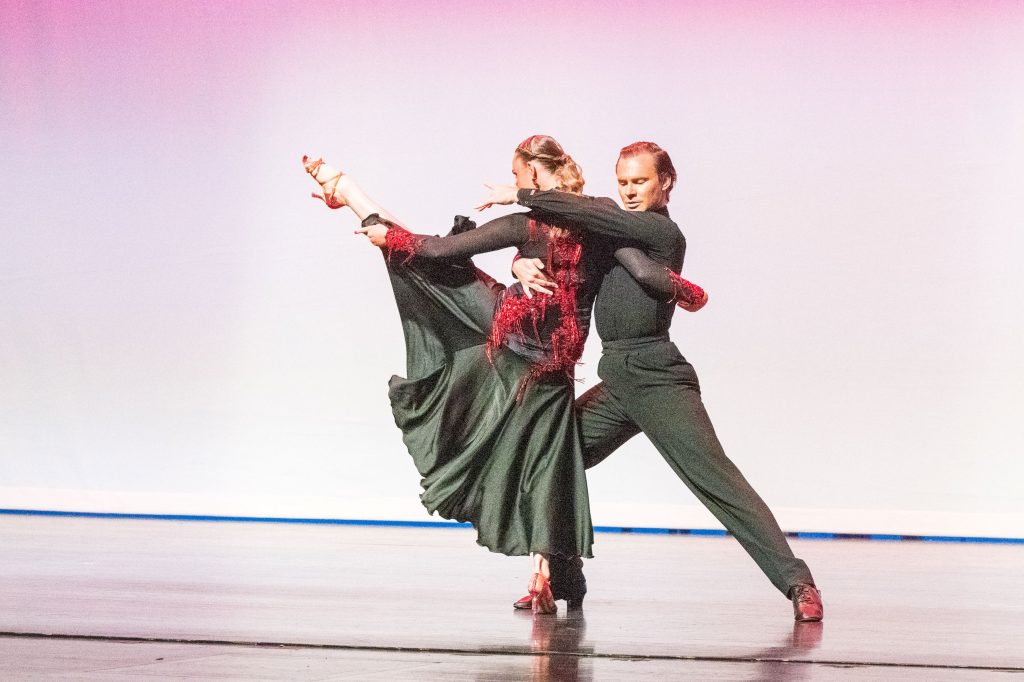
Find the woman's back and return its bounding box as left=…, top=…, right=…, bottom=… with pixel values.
left=490, top=216, right=612, bottom=380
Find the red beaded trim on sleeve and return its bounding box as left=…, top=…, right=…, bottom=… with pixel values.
left=668, top=270, right=709, bottom=312
left=383, top=226, right=420, bottom=264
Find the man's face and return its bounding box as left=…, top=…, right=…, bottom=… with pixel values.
left=616, top=153, right=670, bottom=211
left=512, top=154, right=538, bottom=190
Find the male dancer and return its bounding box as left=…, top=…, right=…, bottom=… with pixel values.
left=481, top=142, right=823, bottom=622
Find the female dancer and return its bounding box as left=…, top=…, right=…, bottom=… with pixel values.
left=302, top=136, right=706, bottom=612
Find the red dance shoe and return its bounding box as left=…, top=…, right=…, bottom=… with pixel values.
left=529, top=573, right=557, bottom=615
left=790, top=584, right=824, bottom=622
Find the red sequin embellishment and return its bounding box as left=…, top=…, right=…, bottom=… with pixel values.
left=384, top=226, right=420, bottom=264
left=488, top=219, right=585, bottom=385
left=668, top=270, right=708, bottom=312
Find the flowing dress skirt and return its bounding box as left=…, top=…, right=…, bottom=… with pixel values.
left=382, top=255, right=593, bottom=558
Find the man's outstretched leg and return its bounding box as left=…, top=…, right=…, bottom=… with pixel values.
left=597, top=342, right=823, bottom=621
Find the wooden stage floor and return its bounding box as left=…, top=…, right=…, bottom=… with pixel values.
left=0, top=515, right=1020, bottom=680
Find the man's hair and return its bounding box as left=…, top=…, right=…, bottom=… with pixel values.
left=618, top=141, right=677, bottom=199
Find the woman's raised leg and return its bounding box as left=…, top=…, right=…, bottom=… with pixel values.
left=302, top=155, right=406, bottom=227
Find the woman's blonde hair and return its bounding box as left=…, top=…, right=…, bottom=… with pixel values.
left=515, top=134, right=585, bottom=194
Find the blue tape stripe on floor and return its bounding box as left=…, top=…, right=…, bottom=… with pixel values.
left=0, top=509, right=471, bottom=529
left=685, top=528, right=730, bottom=537
left=1, top=508, right=1022, bottom=544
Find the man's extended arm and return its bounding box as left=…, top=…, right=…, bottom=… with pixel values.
left=515, top=189, right=681, bottom=259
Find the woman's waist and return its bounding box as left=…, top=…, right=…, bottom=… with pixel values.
left=492, top=290, right=592, bottom=365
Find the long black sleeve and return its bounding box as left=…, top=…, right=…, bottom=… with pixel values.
left=386, top=212, right=532, bottom=262
left=517, top=189, right=682, bottom=261
left=614, top=247, right=707, bottom=310
left=613, top=247, right=678, bottom=299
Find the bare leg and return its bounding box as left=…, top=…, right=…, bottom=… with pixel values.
left=530, top=553, right=556, bottom=614
left=533, top=553, right=550, bottom=581
left=302, top=156, right=407, bottom=228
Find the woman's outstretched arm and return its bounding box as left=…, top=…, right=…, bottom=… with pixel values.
left=361, top=212, right=532, bottom=262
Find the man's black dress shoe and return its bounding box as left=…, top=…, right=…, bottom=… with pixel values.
left=550, top=555, right=586, bottom=610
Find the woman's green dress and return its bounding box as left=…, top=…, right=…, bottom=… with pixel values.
left=376, top=212, right=598, bottom=559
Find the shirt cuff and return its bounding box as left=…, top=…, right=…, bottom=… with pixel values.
left=516, top=188, right=538, bottom=206
left=362, top=213, right=402, bottom=229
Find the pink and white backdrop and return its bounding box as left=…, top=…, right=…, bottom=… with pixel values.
left=2, top=1, right=1022, bottom=537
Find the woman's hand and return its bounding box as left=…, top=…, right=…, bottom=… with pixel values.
left=355, top=223, right=390, bottom=247
left=512, top=257, right=556, bottom=298
left=476, top=184, right=519, bottom=211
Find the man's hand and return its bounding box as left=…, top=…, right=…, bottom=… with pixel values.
left=512, top=257, right=557, bottom=298
left=476, top=184, right=519, bottom=211
left=355, top=223, right=390, bottom=247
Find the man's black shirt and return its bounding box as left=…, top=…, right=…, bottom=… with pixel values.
left=518, top=190, right=686, bottom=342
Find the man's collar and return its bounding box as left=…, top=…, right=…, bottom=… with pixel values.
left=651, top=205, right=670, bottom=218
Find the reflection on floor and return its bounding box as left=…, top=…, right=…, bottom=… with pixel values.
left=0, top=516, right=1021, bottom=680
